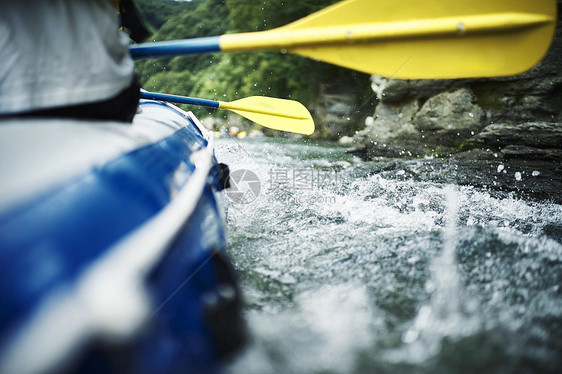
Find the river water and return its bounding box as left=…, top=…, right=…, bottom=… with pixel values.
left=215, top=137, right=562, bottom=374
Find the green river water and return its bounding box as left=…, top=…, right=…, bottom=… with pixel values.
left=215, top=137, right=562, bottom=374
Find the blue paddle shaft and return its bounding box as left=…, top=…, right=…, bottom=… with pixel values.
left=129, top=36, right=221, bottom=60
left=140, top=91, right=220, bottom=109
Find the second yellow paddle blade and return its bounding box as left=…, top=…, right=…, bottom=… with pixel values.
left=220, top=97, right=314, bottom=135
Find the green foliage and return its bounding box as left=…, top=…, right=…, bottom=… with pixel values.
left=134, top=0, right=370, bottom=129
left=143, top=70, right=193, bottom=95
left=135, top=0, right=204, bottom=32
left=226, top=0, right=338, bottom=32
left=135, top=0, right=230, bottom=92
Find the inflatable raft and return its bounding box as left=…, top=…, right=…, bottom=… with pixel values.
left=0, top=100, right=244, bottom=374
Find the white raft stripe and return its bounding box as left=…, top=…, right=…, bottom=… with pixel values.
left=0, top=125, right=216, bottom=374
left=0, top=104, right=186, bottom=213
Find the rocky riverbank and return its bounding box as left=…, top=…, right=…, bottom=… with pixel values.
left=345, top=2, right=562, bottom=203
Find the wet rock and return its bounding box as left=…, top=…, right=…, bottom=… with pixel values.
left=377, top=79, right=460, bottom=105
left=352, top=96, right=425, bottom=157
left=329, top=102, right=352, bottom=116
left=412, top=88, right=485, bottom=132
left=471, top=78, right=562, bottom=123
left=352, top=88, right=489, bottom=158
left=360, top=99, right=419, bottom=140
left=311, top=81, right=374, bottom=141
left=451, top=149, right=502, bottom=161
left=368, top=157, right=562, bottom=205
left=353, top=84, right=492, bottom=157
left=352, top=2, right=562, bottom=161
left=501, top=146, right=562, bottom=161
left=470, top=122, right=562, bottom=151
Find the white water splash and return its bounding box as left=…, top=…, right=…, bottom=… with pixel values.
left=226, top=284, right=375, bottom=374
left=390, top=185, right=481, bottom=363
left=217, top=138, right=562, bottom=373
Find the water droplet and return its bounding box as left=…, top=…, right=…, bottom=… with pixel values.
left=532, top=171, right=540, bottom=177
left=515, top=172, right=522, bottom=181
left=407, top=255, right=420, bottom=264
left=402, top=329, right=419, bottom=343
left=497, top=164, right=504, bottom=173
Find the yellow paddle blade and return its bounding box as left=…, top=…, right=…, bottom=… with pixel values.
left=219, top=97, right=314, bottom=135
left=220, top=0, right=556, bottom=79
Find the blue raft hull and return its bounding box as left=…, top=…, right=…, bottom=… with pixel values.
left=0, top=101, right=244, bottom=373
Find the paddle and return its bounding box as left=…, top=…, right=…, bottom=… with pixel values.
left=129, top=0, right=556, bottom=79
left=140, top=91, right=314, bottom=135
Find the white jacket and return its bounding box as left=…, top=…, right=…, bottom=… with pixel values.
left=0, top=0, right=135, bottom=114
